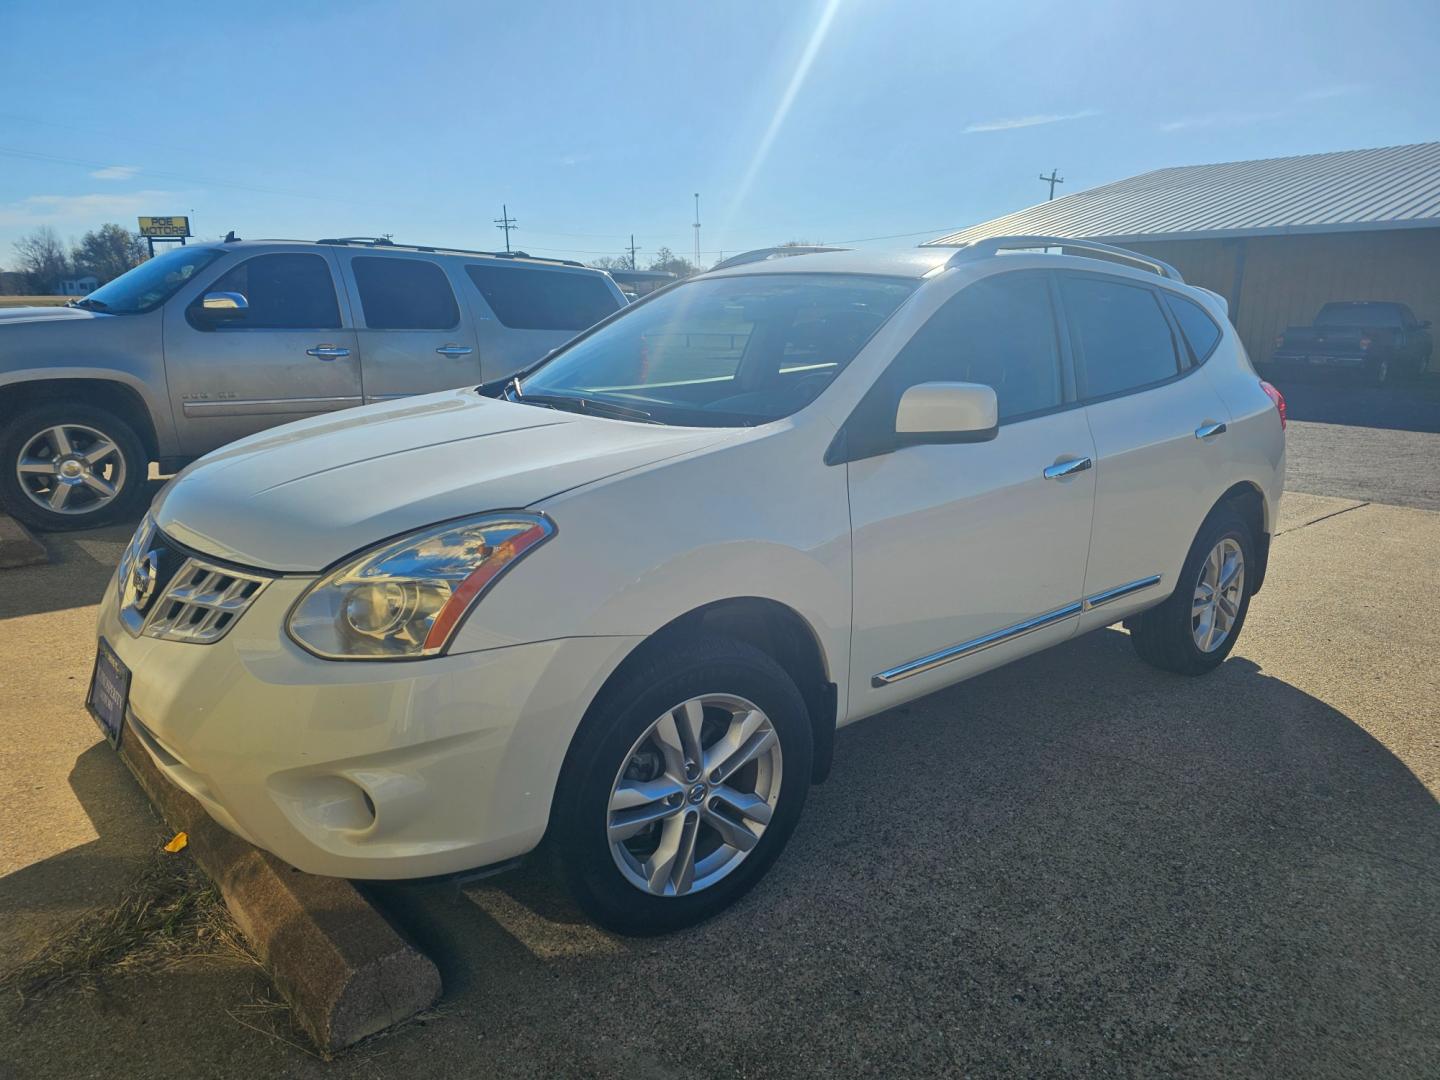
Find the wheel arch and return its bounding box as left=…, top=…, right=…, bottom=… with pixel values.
left=0, top=377, right=161, bottom=460
left=1212, top=480, right=1270, bottom=594
left=578, top=596, right=838, bottom=785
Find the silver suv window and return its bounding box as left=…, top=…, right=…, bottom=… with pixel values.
left=466, top=263, right=621, bottom=331
left=188, top=253, right=341, bottom=331
left=352, top=257, right=459, bottom=330
left=77, top=245, right=225, bottom=315
left=1062, top=275, right=1181, bottom=399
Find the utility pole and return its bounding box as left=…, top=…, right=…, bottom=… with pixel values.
left=628, top=234, right=639, bottom=270
left=493, top=204, right=518, bottom=252
left=692, top=193, right=701, bottom=271
left=1039, top=169, right=1064, bottom=201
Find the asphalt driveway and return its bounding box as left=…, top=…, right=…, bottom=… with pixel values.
left=3, top=492, right=1437, bottom=1078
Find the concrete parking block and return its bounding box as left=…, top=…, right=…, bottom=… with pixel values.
left=118, top=714, right=442, bottom=1051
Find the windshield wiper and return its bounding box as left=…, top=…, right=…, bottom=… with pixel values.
left=513, top=392, right=658, bottom=424
left=67, top=297, right=108, bottom=311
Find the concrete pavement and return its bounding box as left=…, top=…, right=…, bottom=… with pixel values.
left=2, top=492, right=1436, bottom=1078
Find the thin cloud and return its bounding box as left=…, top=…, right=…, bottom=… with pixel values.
left=1158, top=110, right=1285, bottom=132
left=1297, top=83, right=1366, bottom=102
left=964, top=109, right=1099, bottom=134
left=89, top=164, right=140, bottom=180
left=0, top=189, right=181, bottom=227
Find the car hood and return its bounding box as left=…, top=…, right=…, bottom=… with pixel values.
left=0, top=305, right=110, bottom=324
left=154, top=388, right=731, bottom=571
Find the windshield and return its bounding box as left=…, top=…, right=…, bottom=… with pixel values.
left=1316, top=303, right=1402, bottom=328
left=517, top=273, right=916, bottom=427
left=80, top=245, right=226, bottom=315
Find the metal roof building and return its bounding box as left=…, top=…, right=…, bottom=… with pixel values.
left=927, top=143, right=1440, bottom=369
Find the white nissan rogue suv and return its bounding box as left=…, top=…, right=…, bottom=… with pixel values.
left=92, top=238, right=1286, bottom=934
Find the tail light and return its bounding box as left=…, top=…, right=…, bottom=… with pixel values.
left=1260, top=380, right=1286, bottom=430
left=1273, top=334, right=1284, bottom=349
left=1359, top=336, right=1372, bottom=350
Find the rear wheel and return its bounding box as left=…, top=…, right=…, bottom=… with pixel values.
left=551, top=636, right=812, bottom=935
left=0, top=403, right=148, bottom=531
left=1129, top=507, right=1255, bottom=675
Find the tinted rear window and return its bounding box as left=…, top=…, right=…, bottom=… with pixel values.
left=1061, top=276, right=1180, bottom=398
left=352, top=257, right=459, bottom=330
left=466, top=264, right=620, bottom=331
left=1164, top=292, right=1222, bottom=363
left=1316, top=303, right=1403, bottom=327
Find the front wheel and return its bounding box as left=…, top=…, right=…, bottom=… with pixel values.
left=0, top=403, right=148, bottom=531
left=551, top=636, right=813, bottom=935
left=1129, top=507, right=1255, bottom=675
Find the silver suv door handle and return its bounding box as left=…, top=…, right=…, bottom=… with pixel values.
left=306, top=345, right=351, bottom=360
left=1043, top=456, right=1093, bottom=480
left=1194, top=421, right=1227, bottom=439
left=435, top=344, right=474, bottom=357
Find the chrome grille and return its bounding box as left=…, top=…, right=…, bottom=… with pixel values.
left=116, top=516, right=272, bottom=644
left=143, top=559, right=270, bottom=643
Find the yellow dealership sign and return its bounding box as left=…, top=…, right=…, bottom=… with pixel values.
left=138, top=216, right=191, bottom=238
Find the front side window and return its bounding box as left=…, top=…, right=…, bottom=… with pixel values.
left=1062, top=276, right=1180, bottom=398
left=1163, top=292, right=1222, bottom=364
left=519, top=273, right=916, bottom=427
left=82, top=245, right=225, bottom=315
left=466, top=264, right=621, bottom=331
left=352, top=257, right=459, bottom=330
left=880, top=272, right=1064, bottom=422
left=190, top=253, right=341, bottom=331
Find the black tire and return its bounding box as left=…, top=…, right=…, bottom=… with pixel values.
left=551, top=636, right=813, bottom=935
left=0, top=403, right=148, bottom=531
left=1129, top=507, right=1255, bottom=676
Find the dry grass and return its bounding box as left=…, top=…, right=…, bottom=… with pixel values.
left=0, top=295, right=69, bottom=308
left=0, top=851, right=260, bottom=1003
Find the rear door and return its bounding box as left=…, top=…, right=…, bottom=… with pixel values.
left=461, top=261, right=625, bottom=381
left=162, top=249, right=363, bottom=455
left=1059, top=272, right=1233, bottom=632
left=341, top=254, right=480, bottom=402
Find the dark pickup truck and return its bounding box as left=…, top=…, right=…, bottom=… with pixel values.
left=1268, top=301, right=1432, bottom=385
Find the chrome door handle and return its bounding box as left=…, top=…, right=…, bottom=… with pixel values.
left=1043, top=456, right=1093, bottom=480
left=435, top=344, right=474, bottom=357
left=1194, top=421, right=1227, bottom=439
left=306, top=345, right=351, bottom=360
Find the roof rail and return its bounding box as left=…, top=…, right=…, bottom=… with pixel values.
left=942, top=235, right=1184, bottom=282
left=708, top=245, right=848, bottom=272
left=312, top=237, right=585, bottom=268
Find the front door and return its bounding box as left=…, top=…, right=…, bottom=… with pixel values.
left=847, top=270, right=1096, bottom=718
left=162, top=249, right=362, bottom=456
left=340, top=254, right=481, bottom=402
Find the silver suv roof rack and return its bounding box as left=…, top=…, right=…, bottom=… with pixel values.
left=940, top=235, right=1184, bottom=283
left=709, top=245, right=848, bottom=272
left=312, top=237, right=586, bottom=268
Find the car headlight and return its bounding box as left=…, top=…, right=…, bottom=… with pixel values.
left=286, top=512, right=555, bottom=660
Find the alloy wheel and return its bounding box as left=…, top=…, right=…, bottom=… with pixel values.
left=1192, top=537, right=1244, bottom=653
left=607, top=693, right=783, bottom=897
left=15, top=423, right=128, bottom=516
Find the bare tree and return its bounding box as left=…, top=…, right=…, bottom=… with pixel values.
left=71, top=224, right=148, bottom=284
left=12, top=226, right=70, bottom=294
left=590, top=255, right=631, bottom=270
left=648, top=247, right=695, bottom=277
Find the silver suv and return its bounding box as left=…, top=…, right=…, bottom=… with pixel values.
left=0, top=237, right=627, bottom=530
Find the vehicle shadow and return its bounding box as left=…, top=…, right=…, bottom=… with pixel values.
left=383, top=626, right=1440, bottom=1077
left=1264, top=375, right=1440, bottom=433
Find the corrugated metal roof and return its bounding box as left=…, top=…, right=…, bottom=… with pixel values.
left=927, top=142, right=1440, bottom=246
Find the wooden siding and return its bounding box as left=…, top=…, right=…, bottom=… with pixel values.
left=1124, top=229, right=1440, bottom=361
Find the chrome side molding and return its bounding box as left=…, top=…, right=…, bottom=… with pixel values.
left=1081, top=574, right=1162, bottom=611
left=871, top=574, right=1162, bottom=688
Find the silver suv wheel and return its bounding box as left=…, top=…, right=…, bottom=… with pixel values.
left=1192, top=537, right=1245, bottom=653
left=607, top=693, right=783, bottom=897
left=15, top=422, right=128, bottom=516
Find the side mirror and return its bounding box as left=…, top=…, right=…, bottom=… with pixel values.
left=202, top=291, right=248, bottom=312
left=895, top=381, right=998, bottom=443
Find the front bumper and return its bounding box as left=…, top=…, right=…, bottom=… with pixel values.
left=97, top=572, right=640, bottom=879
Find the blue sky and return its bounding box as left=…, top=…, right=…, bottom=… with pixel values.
left=1, top=0, right=1437, bottom=268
